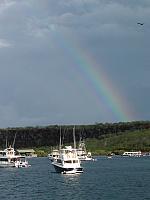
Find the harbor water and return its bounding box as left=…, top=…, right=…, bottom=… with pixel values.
left=0, top=156, right=150, bottom=200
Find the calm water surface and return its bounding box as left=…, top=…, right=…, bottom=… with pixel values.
left=0, top=156, right=150, bottom=200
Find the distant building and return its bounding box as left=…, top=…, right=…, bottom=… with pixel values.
left=17, top=149, right=37, bottom=157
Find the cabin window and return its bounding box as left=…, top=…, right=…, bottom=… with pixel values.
left=0, top=152, right=6, bottom=156
left=0, top=158, right=8, bottom=161
left=64, top=160, right=72, bottom=163
left=20, top=157, right=25, bottom=162
left=73, top=160, right=78, bottom=163
left=57, top=159, right=62, bottom=164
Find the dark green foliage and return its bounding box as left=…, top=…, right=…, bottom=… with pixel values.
left=0, top=121, right=150, bottom=153
left=86, top=129, right=150, bottom=155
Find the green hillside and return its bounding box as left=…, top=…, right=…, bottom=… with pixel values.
left=0, top=121, right=150, bottom=156
left=86, top=129, right=150, bottom=155
left=34, top=129, right=150, bottom=156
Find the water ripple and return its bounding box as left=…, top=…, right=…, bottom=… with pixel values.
left=0, top=157, right=150, bottom=200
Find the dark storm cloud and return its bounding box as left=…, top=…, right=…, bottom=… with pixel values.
left=0, top=0, right=149, bottom=127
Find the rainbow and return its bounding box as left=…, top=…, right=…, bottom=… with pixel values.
left=51, top=29, right=134, bottom=122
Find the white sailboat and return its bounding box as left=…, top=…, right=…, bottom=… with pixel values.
left=77, top=138, right=93, bottom=161
left=48, top=127, right=62, bottom=162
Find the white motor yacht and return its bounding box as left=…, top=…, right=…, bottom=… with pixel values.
left=52, top=146, right=83, bottom=174
left=122, top=151, right=142, bottom=157
left=52, top=126, right=83, bottom=174
left=0, top=146, right=30, bottom=168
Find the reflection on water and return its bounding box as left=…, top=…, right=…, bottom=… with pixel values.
left=0, top=157, right=150, bottom=200
left=61, top=173, right=81, bottom=184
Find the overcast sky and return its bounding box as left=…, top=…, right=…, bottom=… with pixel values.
left=0, top=0, right=149, bottom=128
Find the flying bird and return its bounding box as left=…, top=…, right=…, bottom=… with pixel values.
left=137, top=22, right=144, bottom=26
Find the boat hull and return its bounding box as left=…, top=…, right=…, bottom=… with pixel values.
left=52, top=163, right=83, bottom=173
left=0, top=163, right=15, bottom=168
left=79, top=157, right=93, bottom=161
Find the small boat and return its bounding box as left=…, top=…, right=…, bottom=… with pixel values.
left=48, top=149, right=60, bottom=162
left=0, top=146, right=30, bottom=168
left=107, top=156, right=112, bottom=159
left=77, top=139, right=93, bottom=161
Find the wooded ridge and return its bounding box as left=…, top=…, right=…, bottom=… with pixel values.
left=0, top=121, right=149, bottom=149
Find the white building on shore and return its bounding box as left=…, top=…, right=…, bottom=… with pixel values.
left=17, top=149, right=37, bottom=157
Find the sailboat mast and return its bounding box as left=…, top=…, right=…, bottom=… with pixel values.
left=6, top=136, right=8, bottom=148
left=12, top=133, right=17, bottom=148
left=73, top=126, right=76, bottom=149
left=59, top=126, right=62, bottom=150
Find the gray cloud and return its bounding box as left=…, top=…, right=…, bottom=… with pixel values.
left=0, top=0, right=16, bottom=12
left=0, top=39, right=12, bottom=48
left=0, top=0, right=149, bottom=127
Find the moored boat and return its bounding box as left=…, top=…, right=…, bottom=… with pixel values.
left=122, top=151, right=142, bottom=157
left=52, top=146, right=83, bottom=174
left=48, top=149, right=60, bottom=161
left=52, top=126, right=83, bottom=174
left=0, top=146, right=30, bottom=168
left=77, top=139, right=93, bottom=161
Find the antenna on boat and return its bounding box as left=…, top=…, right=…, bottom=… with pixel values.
left=62, top=127, right=66, bottom=147
left=12, top=133, right=17, bottom=148
left=5, top=136, right=8, bottom=148
left=59, top=126, right=61, bottom=150
left=73, top=126, right=76, bottom=149
left=79, top=129, right=83, bottom=142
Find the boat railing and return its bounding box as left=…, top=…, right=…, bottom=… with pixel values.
left=61, top=152, right=78, bottom=160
